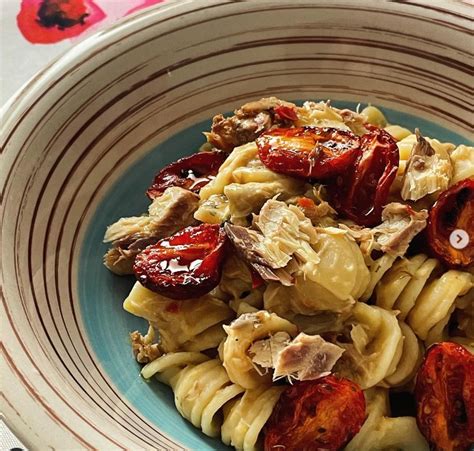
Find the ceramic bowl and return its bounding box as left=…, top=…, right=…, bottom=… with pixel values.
left=1, top=1, right=471, bottom=448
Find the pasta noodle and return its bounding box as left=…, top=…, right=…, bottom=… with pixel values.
left=375, top=255, right=473, bottom=339
left=103, top=98, right=473, bottom=450
left=384, top=124, right=412, bottom=141
left=361, top=105, right=388, bottom=128
left=424, top=289, right=474, bottom=352
left=218, top=253, right=264, bottom=315
left=195, top=142, right=305, bottom=225
left=360, top=254, right=397, bottom=302
left=124, top=282, right=234, bottom=352
left=264, top=227, right=370, bottom=317
left=345, top=388, right=429, bottom=451
left=335, top=303, right=403, bottom=389
left=382, top=321, right=423, bottom=388
left=221, top=311, right=297, bottom=389
left=141, top=352, right=284, bottom=451
left=450, top=144, right=474, bottom=185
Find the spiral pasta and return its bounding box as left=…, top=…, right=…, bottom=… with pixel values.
left=264, top=227, right=370, bottom=318
left=221, top=311, right=298, bottom=389
left=195, top=142, right=305, bottom=225
left=361, top=105, right=388, bottom=128
left=382, top=321, right=424, bottom=388
left=384, top=124, right=412, bottom=141
left=335, top=303, right=403, bottom=389
left=124, top=282, right=234, bottom=352
left=345, top=388, right=429, bottom=451
left=449, top=144, right=474, bottom=185
left=375, top=254, right=473, bottom=340
left=214, top=253, right=265, bottom=316
left=141, top=352, right=284, bottom=451
left=454, top=289, right=474, bottom=342
left=360, top=254, right=397, bottom=302
left=424, top=289, right=474, bottom=352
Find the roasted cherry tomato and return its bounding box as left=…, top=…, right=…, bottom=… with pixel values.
left=330, top=127, right=399, bottom=226
left=415, top=342, right=474, bottom=451
left=133, top=224, right=227, bottom=299
left=146, top=150, right=226, bottom=199
left=256, top=127, right=361, bottom=180
left=264, top=376, right=366, bottom=451
left=273, top=105, right=299, bottom=121
left=427, top=178, right=474, bottom=268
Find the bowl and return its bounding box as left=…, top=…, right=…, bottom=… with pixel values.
left=1, top=0, right=471, bottom=448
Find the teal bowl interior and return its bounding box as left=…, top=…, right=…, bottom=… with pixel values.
left=79, top=101, right=469, bottom=450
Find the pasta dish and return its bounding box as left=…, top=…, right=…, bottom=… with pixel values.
left=103, top=98, right=473, bottom=451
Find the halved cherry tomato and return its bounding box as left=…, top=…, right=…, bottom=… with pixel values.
left=427, top=178, right=474, bottom=268
left=273, top=105, right=299, bottom=121
left=256, top=127, right=361, bottom=179
left=264, top=376, right=366, bottom=451
left=146, top=150, right=226, bottom=199
left=133, top=224, right=227, bottom=299
left=415, top=342, right=474, bottom=451
left=330, top=127, right=399, bottom=226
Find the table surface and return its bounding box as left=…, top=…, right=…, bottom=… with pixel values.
left=1, top=5, right=167, bottom=446
left=0, top=0, right=166, bottom=107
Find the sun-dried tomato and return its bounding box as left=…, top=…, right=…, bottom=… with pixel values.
left=415, top=342, right=474, bottom=451
left=330, top=127, right=399, bottom=226
left=427, top=178, right=474, bottom=268
left=146, top=150, right=226, bottom=199
left=133, top=224, right=227, bottom=299
left=256, top=127, right=361, bottom=180
left=264, top=376, right=366, bottom=451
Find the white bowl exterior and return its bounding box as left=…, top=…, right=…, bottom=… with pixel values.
left=1, top=0, right=472, bottom=448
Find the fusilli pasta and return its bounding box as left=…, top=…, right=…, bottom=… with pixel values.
left=221, top=311, right=297, bottom=389
left=142, top=352, right=284, bottom=451
left=345, top=388, right=429, bottom=451
left=335, top=303, right=403, bottom=389
left=375, top=254, right=473, bottom=340
left=124, top=282, right=234, bottom=352
left=195, top=142, right=305, bottom=225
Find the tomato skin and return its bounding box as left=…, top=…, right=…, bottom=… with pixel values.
left=427, top=178, right=474, bottom=268
left=330, top=127, right=399, bottom=226
left=264, top=376, right=366, bottom=451
left=257, top=127, right=361, bottom=180
left=415, top=342, right=474, bottom=451
left=273, top=105, right=299, bottom=121
left=146, top=150, right=226, bottom=199
left=250, top=268, right=265, bottom=289
left=133, top=224, right=227, bottom=299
